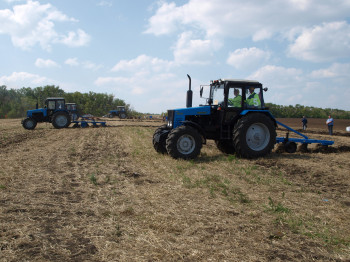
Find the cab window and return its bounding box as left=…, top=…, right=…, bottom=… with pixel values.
left=246, top=87, right=262, bottom=108
left=57, top=100, right=65, bottom=110
left=211, top=84, right=225, bottom=106
left=48, top=101, right=56, bottom=110
left=228, top=87, right=242, bottom=108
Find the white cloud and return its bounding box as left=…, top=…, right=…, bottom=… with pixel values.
left=173, top=31, right=221, bottom=65
left=0, top=71, right=56, bottom=88
left=58, top=29, right=90, bottom=47
left=111, top=55, right=174, bottom=73
left=249, top=65, right=303, bottom=89
left=97, top=1, right=113, bottom=7
left=144, top=2, right=182, bottom=36
left=310, top=63, right=350, bottom=78
left=35, top=58, right=60, bottom=68
left=227, top=47, right=270, bottom=69
left=145, top=0, right=350, bottom=40
left=64, top=58, right=102, bottom=70
left=65, top=58, right=79, bottom=66
left=288, top=21, right=350, bottom=62
left=0, top=0, right=90, bottom=51
left=82, top=61, right=103, bottom=71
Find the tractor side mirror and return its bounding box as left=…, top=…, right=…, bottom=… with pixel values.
left=200, top=86, right=203, bottom=97
left=263, top=87, right=268, bottom=92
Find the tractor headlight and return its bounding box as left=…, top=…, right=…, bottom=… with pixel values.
left=167, top=120, right=172, bottom=128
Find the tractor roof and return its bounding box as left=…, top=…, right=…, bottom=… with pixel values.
left=46, top=97, right=65, bottom=100
left=218, top=79, right=262, bottom=86
left=222, top=79, right=260, bottom=83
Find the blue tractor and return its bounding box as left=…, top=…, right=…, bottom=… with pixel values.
left=153, top=75, right=334, bottom=159
left=108, top=106, right=127, bottom=119
left=153, top=75, right=276, bottom=159
left=22, top=97, right=71, bottom=130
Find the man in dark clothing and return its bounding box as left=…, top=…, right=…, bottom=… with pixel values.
left=301, top=116, right=308, bottom=130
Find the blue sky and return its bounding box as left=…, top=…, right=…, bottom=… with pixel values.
left=1, top=0, right=350, bottom=114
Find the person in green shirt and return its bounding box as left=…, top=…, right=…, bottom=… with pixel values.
left=246, top=87, right=261, bottom=107
left=228, top=89, right=242, bottom=107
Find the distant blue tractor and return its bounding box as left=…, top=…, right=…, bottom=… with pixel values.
left=108, top=106, right=127, bottom=119
left=153, top=75, right=333, bottom=159
left=22, top=97, right=72, bottom=130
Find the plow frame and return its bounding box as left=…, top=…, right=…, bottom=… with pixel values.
left=275, top=120, right=334, bottom=146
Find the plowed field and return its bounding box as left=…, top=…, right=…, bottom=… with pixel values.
left=1, top=118, right=349, bottom=261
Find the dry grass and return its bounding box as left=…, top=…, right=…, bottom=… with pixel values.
left=0, top=118, right=350, bottom=261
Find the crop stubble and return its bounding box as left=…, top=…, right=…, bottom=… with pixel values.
left=0, top=118, right=349, bottom=261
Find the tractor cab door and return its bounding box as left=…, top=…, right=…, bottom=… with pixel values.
left=223, top=86, right=243, bottom=124
left=56, top=100, right=65, bottom=110
left=46, top=100, right=56, bottom=116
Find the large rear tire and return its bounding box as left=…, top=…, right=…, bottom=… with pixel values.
left=215, top=139, right=235, bottom=154
left=233, top=113, right=276, bottom=158
left=119, top=113, right=127, bottom=119
left=153, top=125, right=168, bottom=154
left=166, top=126, right=202, bottom=159
left=52, top=112, right=71, bottom=129
left=22, top=118, right=37, bottom=130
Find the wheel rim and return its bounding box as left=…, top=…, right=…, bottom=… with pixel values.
left=246, top=123, right=270, bottom=151
left=177, top=134, right=196, bottom=155
left=55, top=115, right=67, bottom=126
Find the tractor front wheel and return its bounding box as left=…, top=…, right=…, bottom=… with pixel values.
left=153, top=125, right=168, bottom=154
left=233, top=113, right=276, bottom=158
left=22, top=118, right=37, bottom=130
left=52, top=112, right=71, bottom=129
left=166, top=126, right=202, bottom=159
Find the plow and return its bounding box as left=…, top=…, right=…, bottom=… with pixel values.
left=275, top=120, right=334, bottom=153
left=71, top=116, right=106, bottom=128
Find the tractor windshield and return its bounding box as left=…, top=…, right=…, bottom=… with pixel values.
left=211, top=84, right=225, bottom=106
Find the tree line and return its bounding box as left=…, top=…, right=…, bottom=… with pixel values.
left=266, top=103, right=350, bottom=119
left=1, top=85, right=349, bottom=119
left=0, top=85, right=138, bottom=118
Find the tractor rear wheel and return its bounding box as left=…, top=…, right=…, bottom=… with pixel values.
left=119, top=113, right=127, bottom=119
left=215, top=139, right=235, bottom=154
left=153, top=125, right=168, bottom=154
left=166, top=126, right=202, bottom=159
left=22, top=118, right=37, bottom=130
left=233, top=113, right=276, bottom=158
left=52, top=112, right=71, bottom=129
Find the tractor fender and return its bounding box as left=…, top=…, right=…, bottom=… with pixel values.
left=181, top=120, right=207, bottom=144
left=240, top=110, right=277, bottom=127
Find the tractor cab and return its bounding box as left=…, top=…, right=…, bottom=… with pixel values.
left=202, top=79, right=268, bottom=126
left=117, top=106, right=125, bottom=112
left=66, top=102, right=79, bottom=121
left=203, top=79, right=266, bottom=109
left=45, top=97, right=66, bottom=116
left=66, top=102, right=77, bottom=112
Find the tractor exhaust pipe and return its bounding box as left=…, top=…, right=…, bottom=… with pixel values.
left=186, top=74, right=192, bottom=108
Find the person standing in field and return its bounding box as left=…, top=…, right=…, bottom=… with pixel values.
left=326, top=115, right=334, bottom=135
left=301, top=116, right=308, bottom=130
